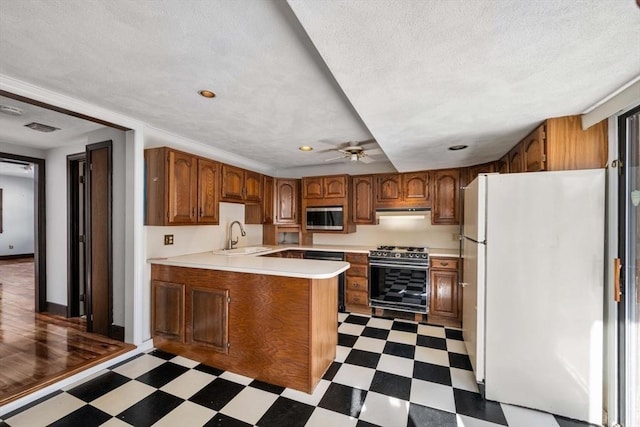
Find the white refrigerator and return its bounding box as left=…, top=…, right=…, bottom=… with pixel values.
left=462, top=169, right=604, bottom=424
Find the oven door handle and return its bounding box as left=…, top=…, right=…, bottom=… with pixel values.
left=369, top=262, right=429, bottom=270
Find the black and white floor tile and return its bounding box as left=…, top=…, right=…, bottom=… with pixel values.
left=0, top=313, right=597, bottom=427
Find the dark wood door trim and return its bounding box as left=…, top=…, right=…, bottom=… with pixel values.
left=0, top=152, right=46, bottom=312
left=67, top=152, right=86, bottom=318
left=85, top=140, right=113, bottom=336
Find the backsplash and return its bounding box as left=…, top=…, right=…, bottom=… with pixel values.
left=312, top=211, right=459, bottom=249
left=146, top=202, right=264, bottom=258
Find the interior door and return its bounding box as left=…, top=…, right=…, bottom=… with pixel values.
left=85, top=141, right=112, bottom=337
left=619, top=105, right=639, bottom=427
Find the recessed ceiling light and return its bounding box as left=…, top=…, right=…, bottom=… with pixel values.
left=0, top=105, right=23, bottom=116
left=448, top=145, right=468, bottom=151
left=298, top=146, right=313, bottom=151
left=198, top=90, right=216, bottom=98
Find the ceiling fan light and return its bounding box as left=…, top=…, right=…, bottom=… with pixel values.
left=350, top=153, right=358, bottom=161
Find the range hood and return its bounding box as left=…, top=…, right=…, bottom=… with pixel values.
left=376, top=207, right=430, bottom=220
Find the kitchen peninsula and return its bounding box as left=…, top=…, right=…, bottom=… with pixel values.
left=148, top=251, right=349, bottom=393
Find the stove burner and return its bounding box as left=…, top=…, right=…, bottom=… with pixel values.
left=375, top=245, right=427, bottom=252
left=370, top=245, right=430, bottom=261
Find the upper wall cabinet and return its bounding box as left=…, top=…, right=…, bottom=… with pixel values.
left=375, top=171, right=430, bottom=209
left=522, top=124, right=546, bottom=172
left=275, top=179, right=300, bottom=224
left=465, top=162, right=494, bottom=185
left=495, top=115, right=607, bottom=176
left=352, top=175, right=375, bottom=224
left=431, top=169, right=460, bottom=225
left=220, top=164, right=262, bottom=203
left=302, top=175, right=348, bottom=201
left=263, top=178, right=300, bottom=225
left=145, top=147, right=219, bottom=226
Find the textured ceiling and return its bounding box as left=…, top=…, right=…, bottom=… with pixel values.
left=0, top=0, right=638, bottom=174
left=0, top=95, right=103, bottom=148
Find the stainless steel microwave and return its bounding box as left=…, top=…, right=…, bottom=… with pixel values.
left=305, top=206, right=343, bottom=231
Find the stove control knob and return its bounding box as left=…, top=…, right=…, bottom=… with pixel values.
left=422, top=254, right=428, bottom=259
left=395, top=253, right=401, bottom=258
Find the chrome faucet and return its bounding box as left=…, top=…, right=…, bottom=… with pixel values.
left=228, top=220, right=246, bottom=250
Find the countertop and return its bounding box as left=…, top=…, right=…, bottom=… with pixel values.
left=148, top=244, right=459, bottom=279
left=148, top=251, right=350, bottom=279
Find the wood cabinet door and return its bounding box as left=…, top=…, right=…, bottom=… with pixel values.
left=302, top=177, right=324, bottom=199
left=403, top=171, right=430, bottom=207
left=352, top=175, right=375, bottom=224
left=152, top=280, right=185, bottom=342
left=467, top=162, right=494, bottom=183
left=495, top=154, right=509, bottom=174
left=432, top=169, right=460, bottom=225
left=429, top=269, right=459, bottom=319
left=508, top=144, right=524, bottom=174
left=167, top=150, right=198, bottom=224
left=197, top=159, right=219, bottom=224
left=276, top=179, right=298, bottom=224
left=262, top=175, right=274, bottom=224
left=375, top=174, right=402, bottom=207
left=244, top=170, right=263, bottom=202
left=190, top=287, right=229, bottom=353
left=221, top=164, right=245, bottom=202
left=523, top=124, right=546, bottom=172
left=324, top=175, right=347, bottom=198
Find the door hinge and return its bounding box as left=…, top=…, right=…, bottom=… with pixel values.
left=79, top=175, right=85, bottom=184
left=541, top=130, right=546, bottom=140
left=227, top=342, right=231, bottom=349
left=227, top=296, right=231, bottom=303
left=79, top=234, right=85, bottom=243
left=167, top=212, right=170, bottom=219
left=541, top=153, right=546, bottom=163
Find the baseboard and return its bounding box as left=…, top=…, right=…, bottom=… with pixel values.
left=45, top=302, right=67, bottom=316
left=110, top=325, right=125, bottom=342
left=0, top=253, right=35, bottom=260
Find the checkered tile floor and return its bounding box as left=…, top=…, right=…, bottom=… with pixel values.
left=0, top=313, right=595, bottom=427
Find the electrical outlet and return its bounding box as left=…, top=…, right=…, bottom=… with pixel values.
left=164, top=235, right=174, bottom=245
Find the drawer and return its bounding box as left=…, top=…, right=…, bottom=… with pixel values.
left=346, top=253, right=368, bottom=264
left=346, top=276, right=368, bottom=292
left=347, top=264, right=368, bottom=278
left=346, top=290, right=368, bottom=306
left=430, top=257, right=459, bottom=270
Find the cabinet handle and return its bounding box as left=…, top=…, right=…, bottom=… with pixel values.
left=441, top=261, right=449, bottom=266
left=199, top=208, right=203, bottom=218
left=353, top=295, right=360, bottom=302
left=192, top=208, right=195, bottom=217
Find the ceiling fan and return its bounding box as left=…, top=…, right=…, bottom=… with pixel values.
left=324, top=140, right=384, bottom=164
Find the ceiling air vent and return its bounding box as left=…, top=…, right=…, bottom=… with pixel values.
left=24, top=122, right=60, bottom=133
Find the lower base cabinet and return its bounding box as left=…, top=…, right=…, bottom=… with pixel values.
left=428, top=257, right=461, bottom=326
left=150, top=264, right=337, bottom=393
left=151, top=280, right=185, bottom=342
left=345, top=253, right=370, bottom=315
left=190, top=287, right=229, bottom=353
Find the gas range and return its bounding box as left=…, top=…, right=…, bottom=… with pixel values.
left=369, top=245, right=430, bottom=261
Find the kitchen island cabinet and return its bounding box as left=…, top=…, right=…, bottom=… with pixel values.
left=149, top=253, right=348, bottom=393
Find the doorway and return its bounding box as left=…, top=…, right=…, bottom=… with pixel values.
left=67, top=153, right=86, bottom=317
left=0, top=153, right=46, bottom=312
left=618, top=104, right=639, bottom=427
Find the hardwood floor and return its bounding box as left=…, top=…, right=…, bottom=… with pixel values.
left=0, top=258, right=134, bottom=406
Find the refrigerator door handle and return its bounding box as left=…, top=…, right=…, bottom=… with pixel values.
left=462, top=235, right=486, bottom=245
left=460, top=282, right=469, bottom=287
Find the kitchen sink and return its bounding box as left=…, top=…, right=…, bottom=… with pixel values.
left=212, top=246, right=273, bottom=256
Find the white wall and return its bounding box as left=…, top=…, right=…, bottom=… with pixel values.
left=44, top=128, right=128, bottom=328
left=312, top=211, right=459, bottom=250
left=0, top=141, right=45, bottom=158
left=0, top=174, right=34, bottom=256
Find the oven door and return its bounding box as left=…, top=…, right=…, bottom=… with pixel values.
left=369, top=261, right=429, bottom=313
